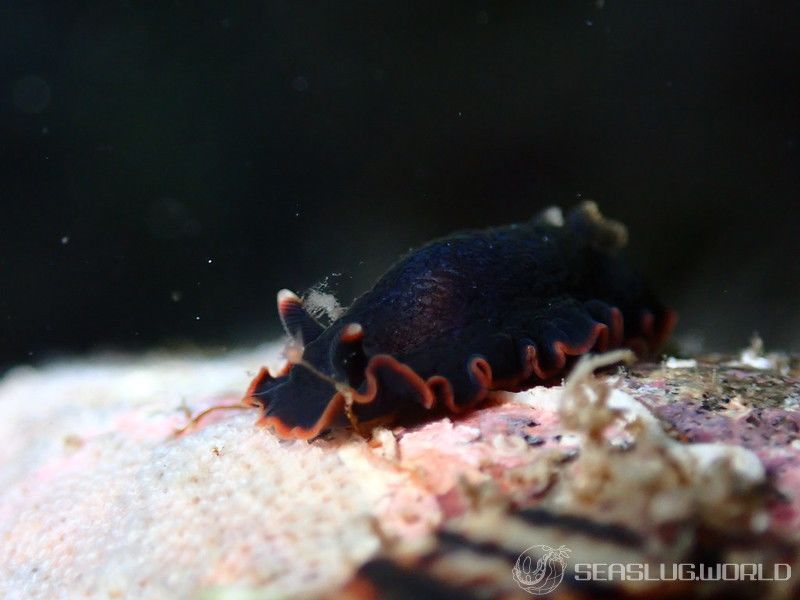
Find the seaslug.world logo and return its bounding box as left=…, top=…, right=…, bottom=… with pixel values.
left=512, top=544, right=571, bottom=595
left=512, top=542, right=792, bottom=596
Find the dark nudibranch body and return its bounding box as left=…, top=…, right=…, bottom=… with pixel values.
left=244, top=202, right=676, bottom=439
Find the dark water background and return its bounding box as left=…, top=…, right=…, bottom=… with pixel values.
left=2, top=2, right=799, bottom=369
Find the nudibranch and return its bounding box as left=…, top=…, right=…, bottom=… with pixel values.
left=244, top=202, right=676, bottom=439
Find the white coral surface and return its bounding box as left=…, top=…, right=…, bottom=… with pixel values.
left=0, top=347, right=384, bottom=600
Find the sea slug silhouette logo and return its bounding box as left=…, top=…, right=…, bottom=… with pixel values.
left=512, top=544, right=571, bottom=595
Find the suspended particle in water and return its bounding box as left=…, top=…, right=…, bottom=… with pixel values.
left=291, top=76, right=309, bottom=92
left=12, top=75, right=51, bottom=114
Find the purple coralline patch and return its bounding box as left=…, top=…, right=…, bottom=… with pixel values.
left=622, top=358, right=800, bottom=536
left=653, top=402, right=800, bottom=448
